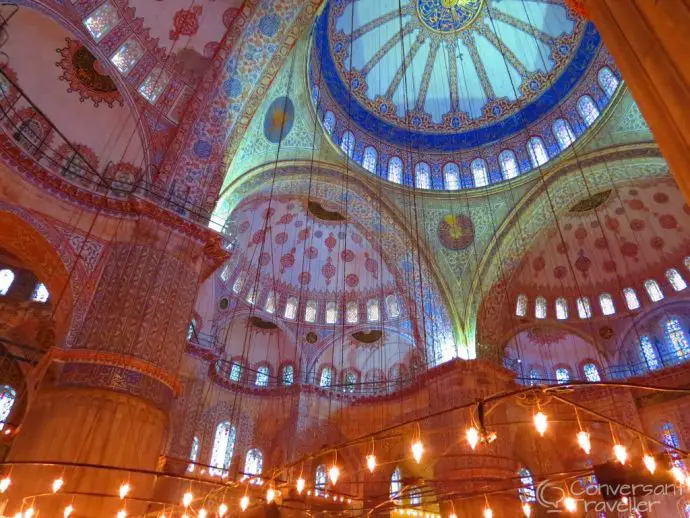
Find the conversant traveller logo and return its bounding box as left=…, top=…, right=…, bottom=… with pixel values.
left=536, top=477, right=681, bottom=514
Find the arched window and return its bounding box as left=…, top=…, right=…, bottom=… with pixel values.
left=323, top=111, right=336, bottom=134
left=30, top=283, right=49, bottom=303
left=662, top=422, right=681, bottom=450
left=390, top=467, right=402, bottom=504
left=367, top=299, right=380, bottom=322
left=209, top=421, right=236, bottom=476
left=598, top=67, right=619, bottom=98
left=583, top=363, right=602, bottom=382
left=304, top=300, right=318, bottom=323
left=386, top=295, right=401, bottom=319
left=555, top=297, right=568, bottom=320
left=346, top=301, right=359, bottom=324
left=232, top=271, right=247, bottom=294
left=409, top=486, right=422, bottom=505
left=535, top=296, right=547, bottom=319
left=666, top=268, right=688, bottom=291
left=527, top=137, right=549, bottom=168
left=518, top=468, right=536, bottom=503
left=471, top=158, right=489, bottom=187
left=640, top=335, right=660, bottom=371
left=255, top=365, right=270, bottom=387
left=499, top=150, right=519, bottom=179
left=414, top=162, right=431, bottom=189
left=577, top=297, right=592, bottom=319
left=325, top=301, right=338, bottom=324
left=245, top=283, right=258, bottom=305
left=664, top=318, right=690, bottom=360
left=443, top=163, right=460, bottom=190
left=244, top=448, right=263, bottom=483
left=556, top=367, right=571, bottom=384
left=515, top=294, right=528, bottom=317
left=343, top=370, right=357, bottom=393
left=187, top=436, right=200, bottom=472
left=315, top=464, right=327, bottom=493
left=578, top=96, right=600, bottom=127
left=0, top=386, right=16, bottom=430
left=229, top=361, right=243, bottom=382
left=284, top=297, right=298, bottom=320
left=319, top=366, right=334, bottom=387
left=644, top=279, right=664, bottom=302
left=281, top=364, right=294, bottom=385
left=529, top=368, right=542, bottom=386
left=0, top=269, right=14, bottom=296
left=340, top=130, right=355, bottom=158
left=264, top=291, right=276, bottom=314
left=388, top=157, right=403, bottom=184
left=623, top=288, right=640, bottom=310
left=599, top=293, right=615, bottom=315
left=553, top=119, right=576, bottom=150
left=363, top=146, right=377, bottom=173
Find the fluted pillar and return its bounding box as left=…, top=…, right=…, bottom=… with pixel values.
left=580, top=0, right=690, bottom=199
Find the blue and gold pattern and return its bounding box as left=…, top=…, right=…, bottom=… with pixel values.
left=417, top=0, right=485, bottom=33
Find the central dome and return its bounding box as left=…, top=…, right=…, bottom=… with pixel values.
left=416, top=0, right=485, bottom=33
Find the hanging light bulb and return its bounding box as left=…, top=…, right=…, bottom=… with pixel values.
left=522, top=503, right=532, bottom=517
left=240, top=495, right=249, bottom=511
left=296, top=477, right=305, bottom=494
left=198, top=509, right=207, bottom=518
left=117, top=511, right=127, bottom=518
left=266, top=487, right=276, bottom=504
left=0, top=476, right=10, bottom=493
left=218, top=503, right=228, bottom=517
left=466, top=427, right=479, bottom=450
left=563, top=496, right=576, bottom=512
left=643, top=454, right=656, bottom=474
left=449, top=514, right=457, bottom=518
left=63, top=505, right=73, bottom=518
left=366, top=454, right=377, bottom=473
left=52, top=478, right=64, bottom=493
left=119, top=483, right=130, bottom=499
left=23, top=508, right=34, bottom=518
left=613, top=444, right=628, bottom=465
left=329, top=465, right=340, bottom=485
left=533, top=411, right=548, bottom=436
left=577, top=431, right=591, bottom=454
left=411, top=439, right=424, bottom=463
left=671, top=466, right=686, bottom=484
left=483, top=507, right=493, bottom=518
left=182, top=491, right=193, bottom=507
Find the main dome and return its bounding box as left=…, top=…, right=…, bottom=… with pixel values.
left=310, top=0, right=621, bottom=189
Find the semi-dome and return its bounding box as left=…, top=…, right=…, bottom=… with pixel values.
left=310, top=0, right=621, bottom=190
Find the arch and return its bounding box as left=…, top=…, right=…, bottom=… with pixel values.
left=318, top=365, right=334, bottom=387
left=555, top=297, right=568, bottom=320
left=340, top=130, right=355, bottom=158
left=187, top=436, right=200, bottom=472
left=304, top=299, right=318, bottom=323
left=499, top=149, right=519, bottom=179
left=555, top=366, right=571, bottom=384
left=209, top=421, right=236, bottom=476
left=255, top=364, right=270, bottom=386
left=666, top=268, right=687, bottom=292
left=346, top=301, right=359, bottom=324
left=315, top=464, right=327, bottom=492
left=471, top=158, right=488, bottom=187
left=644, top=279, right=664, bottom=302
left=515, top=294, right=528, bottom=317
left=362, top=146, right=377, bottom=173
left=390, top=466, right=402, bottom=504
left=325, top=301, right=338, bottom=324
left=582, top=362, right=602, bottom=382
left=577, top=95, right=599, bottom=127
left=535, top=296, right=547, bottom=319
left=279, top=362, right=295, bottom=385
left=323, top=111, right=336, bottom=134
left=527, top=137, right=549, bottom=168
left=552, top=119, right=576, bottom=150
left=244, top=448, right=264, bottom=482
left=388, top=156, right=403, bottom=184
left=414, top=162, right=431, bottom=189
left=664, top=317, right=690, bottom=359
left=623, top=287, right=640, bottom=310
left=367, top=299, right=380, bottom=322
left=597, top=66, right=619, bottom=98
left=443, top=162, right=460, bottom=190
left=284, top=296, right=298, bottom=320
left=385, top=294, right=401, bottom=319
left=599, top=293, right=615, bottom=315
left=577, top=297, right=592, bottom=319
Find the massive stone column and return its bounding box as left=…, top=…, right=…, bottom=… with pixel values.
left=5, top=208, right=227, bottom=516
left=580, top=0, right=690, bottom=198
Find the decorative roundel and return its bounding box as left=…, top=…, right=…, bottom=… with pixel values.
left=264, top=96, right=295, bottom=143
left=438, top=214, right=474, bottom=250
left=306, top=332, right=319, bottom=344
left=219, top=297, right=229, bottom=310
left=417, top=0, right=485, bottom=33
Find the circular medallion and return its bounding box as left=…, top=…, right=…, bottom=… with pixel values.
left=438, top=214, right=474, bottom=250
left=264, top=96, right=295, bottom=143
left=416, top=0, right=484, bottom=34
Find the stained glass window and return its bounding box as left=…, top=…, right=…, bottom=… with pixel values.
left=326, top=302, right=337, bottom=324
left=555, top=297, right=568, bottom=320
left=390, top=467, right=402, bottom=504
left=367, top=299, right=380, bottom=322
left=245, top=283, right=258, bottom=305
left=527, top=137, right=549, bottom=168
left=110, top=38, right=144, bottom=76
left=471, top=158, right=488, bottom=187
left=264, top=292, right=275, bottom=314
left=83, top=2, right=120, bottom=42
left=0, top=269, right=14, bottom=296
left=529, top=368, right=542, bottom=386
left=386, top=295, right=400, bottom=319
left=535, top=296, right=547, bottom=319
left=220, top=264, right=231, bottom=282
left=661, top=422, right=684, bottom=469
left=499, top=150, right=519, bottom=179
left=0, top=386, right=16, bottom=430
left=644, top=279, right=664, bottom=302
left=340, top=131, right=355, bottom=158
left=623, top=288, right=640, bottom=310
left=515, top=294, right=528, bottom=317
left=346, top=301, right=359, bottom=324
left=388, top=157, right=403, bottom=184
left=304, top=300, right=317, bottom=323
left=597, top=67, right=619, bottom=98
left=553, top=119, right=576, bottom=150
left=664, top=318, right=690, bottom=359
left=229, top=361, right=242, bottom=382
left=187, top=318, right=197, bottom=341
left=599, top=293, right=615, bottom=315
left=583, top=363, right=601, bottom=382
left=666, top=268, right=687, bottom=291
left=409, top=486, right=421, bottom=505
left=281, top=364, right=294, bottom=385
left=244, top=448, right=263, bottom=483
left=319, top=366, right=333, bottom=387
left=443, top=163, right=460, bottom=190
left=363, top=146, right=377, bottom=173
left=414, top=162, right=431, bottom=189
left=556, top=367, right=571, bottom=384
left=315, top=464, right=327, bottom=492
left=255, top=365, right=269, bottom=387
left=30, top=282, right=49, bottom=303
left=232, top=271, right=247, bottom=294
left=323, top=111, right=336, bottom=134
left=343, top=370, right=357, bottom=392
left=138, top=66, right=170, bottom=104
left=578, top=96, right=600, bottom=127
left=640, top=335, right=660, bottom=370
left=518, top=468, right=536, bottom=503
left=187, top=436, right=200, bottom=472
left=209, top=421, right=236, bottom=476
left=284, top=297, right=298, bottom=320
left=577, top=297, right=592, bottom=319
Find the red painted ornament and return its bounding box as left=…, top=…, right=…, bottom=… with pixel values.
left=170, top=6, right=203, bottom=41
